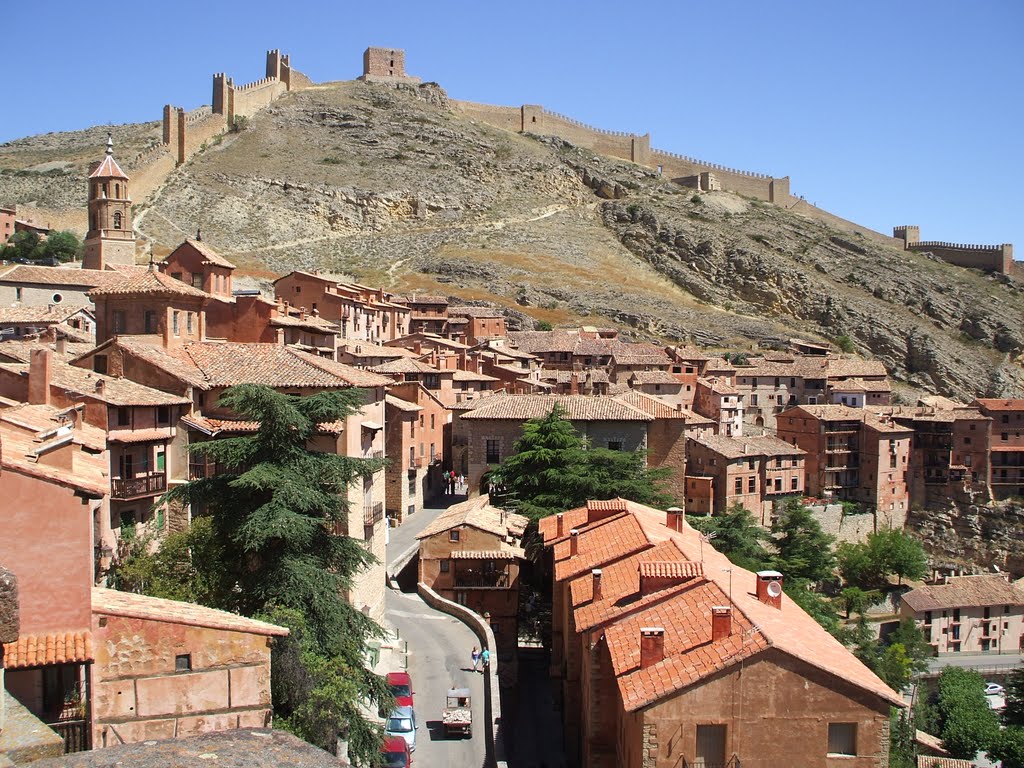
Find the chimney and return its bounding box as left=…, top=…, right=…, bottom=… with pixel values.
left=55, top=335, right=67, bottom=355
left=569, top=528, right=580, bottom=556
left=95, top=378, right=106, bottom=394
left=639, top=627, right=665, bottom=668
left=666, top=506, right=684, bottom=532
left=28, top=348, right=52, bottom=405
left=711, top=606, right=732, bottom=641
left=755, top=570, right=784, bottom=609
left=570, top=371, right=579, bottom=395
left=591, top=569, right=603, bottom=602
left=556, top=512, right=564, bottom=538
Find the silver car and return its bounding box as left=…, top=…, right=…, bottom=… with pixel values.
left=384, top=705, right=417, bottom=752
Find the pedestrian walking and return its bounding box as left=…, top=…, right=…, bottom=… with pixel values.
left=481, top=648, right=490, bottom=672
left=457, top=473, right=465, bottom=492
left=471, top=646, right=481, bottom=672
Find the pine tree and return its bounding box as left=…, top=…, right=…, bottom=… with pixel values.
left=687, top=503, right=772, bottom=572
left=771, top=497, right=836, bottom=583
left=161, top=384, right=390, bottom=761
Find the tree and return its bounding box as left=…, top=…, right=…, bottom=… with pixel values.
left=991, top=727, right=1024, bottom=768
left=535, top=320, right=553, bottom=331
left=886, top=617, right=931, bottom=679
left=889, top=708, right=917, bottom=768
left=489, top=404, right=671, bottom=521
left=1, top=229, right=81, bottom=263
left=771, top=498, right=836, bottom=583
left=936, top=667, right=1000, bottom=759
left=158, top=384, right=390, bottom=761
left=43, top=230, right=82, bottom=263
left=835, top=334, right=855, bottom=354
left=840, top=586, right=881, bottom=618
left=785, top=577, right=840, bottom=635
left=687, top=504, right=772, bottom=572
left=838, top=529, right=927, bottom=589
left=879, top=529, right=927, bottom=585
left=1003, top=667, right=1024, bottom=727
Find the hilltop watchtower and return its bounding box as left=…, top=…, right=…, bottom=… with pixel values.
left=359, top=47, right=421, bottom=84
left=83, top=135, right=136, bottom=270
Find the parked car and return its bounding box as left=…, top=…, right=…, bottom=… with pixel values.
left=985, top=682, right=1005, bottom=695
left=380, top=735, right=412, bottom=767
left=386, top=671, right=414, bottom=708
left=384, top=705, right=417, bottom=752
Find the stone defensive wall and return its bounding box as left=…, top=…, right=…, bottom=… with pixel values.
left=453, top=99, right=791, bottom=202
left=124, top=50, right=309, bottom=199
left=894, top=225, right=1014, bottom=274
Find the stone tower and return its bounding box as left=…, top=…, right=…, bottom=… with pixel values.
left=82, top=135, right=136, bottom=270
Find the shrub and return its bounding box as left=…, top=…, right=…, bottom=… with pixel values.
left=690, top=194, right=703, bottom=205
left=835, top=335, right=855, bottom=353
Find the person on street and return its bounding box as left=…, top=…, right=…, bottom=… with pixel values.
left=471, top=646, right=481, bottom=671
left=481, top=648, right=490, bottom=672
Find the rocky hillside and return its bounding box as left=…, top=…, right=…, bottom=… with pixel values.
left=2, top=81, right=1021, bottom=400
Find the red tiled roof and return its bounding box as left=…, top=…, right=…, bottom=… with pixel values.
left=450, top=549, right=521, bottom=560
left=50, top=362, right=191, bottom=406
left=0, top=265, right=128, bottom=289
left=88, top=154, right=128, bottom=180
left=0, top=304, right=93, bottom=324
left=459, top=394, right=652, bottom=422
left=107, top=427, right=175, bottom=444
left=616, top=391, right=714, bottom=424
left=176, top=238, right=236, bottom=269
left=902, top=574, right=1024, bottom=612
left=371, top=358, right=443, bottom=375
left=690, top=434, right=806, bottom=460
left=570, top=539, right=688, bottom=611
left=92, top=587, right=288, bottom=636
left=974, top=398, right=1024, bottom=412
left=917, top=758, right=973, bottom=768
left=3, top=631, right=93, bottom=669
left=88, top=267, right=209, bottom=299
left=552, top=515, right=651, bottom=582
left=448, top=305, right=503, bottom=318
left=638, top=561, right=704, bottom=580
left=416, top=494, right=528, bottom=540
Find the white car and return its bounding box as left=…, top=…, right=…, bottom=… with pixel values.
left=385, top=705, right=417, bottom=752
left=985, top=682, right=1005, bottom=696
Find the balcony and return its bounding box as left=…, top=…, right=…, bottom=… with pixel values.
left=365, top=450, right=385, bottom=460
left=454, top=570, right=511, bottom=589
left=51, top=719, right=90, bottom=754
left=364, top=501, right=384, bottom=526
left=111, top=472, right=166, bottom=500
left=682, top=758, right=740, bottom=768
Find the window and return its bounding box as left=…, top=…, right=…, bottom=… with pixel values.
left=172, top=311, right=180, bottom=336
left=409, top=446, right=415, bottom=465
left=14, top=287, right=21, bottom=301
left=113, top=211, right=122, bottom=229
left=94, top=355, right=108, bottom=374
left=172, top=272, right=183, bottom=281
left=1002, top=433, right=1009, bottom=442
left=747, top=459, right=755, bottom=470
left=486, top=439, right=500, bottom=464
left=734, top=477, right=743, bottom=495
left=984, top=607, right=991, bottom=619
left=449, top=530, right=460, bottom=542
left=175, top=654, right=192, bottom=672
left=113, top=310, right=126, bottom=333
left=791, top=477, right=798, bottom=490
left=144, top=310, right=157, bottom=334
left=751, top=394, right=759, bottom=406
left=827, top=723, right=857, bottom=756
left=924, top=611, right=932, bottom=625
left=156, top=450, right=165, bottom=472
left=608, top=441, right=622, bottom=451
left=192, top=273, right=204, bottom=289
left=187, top=312, right=193, bottom=335
left=440, top=560, right=450, bottom=573
left=748, top=477, right=756, bottom=493
left=117, top=407, right=130, bottom=426
left=1004, top=415, right=1011, bottom=424
left=774, top=478, right=782, bottom=492
left=51, top=292, right=63, bottom=304
left=157, top=406, right=170, bottom=425
left=430, top=413, right=435, bottom=430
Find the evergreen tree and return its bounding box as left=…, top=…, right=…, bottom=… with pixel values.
left=992, top=727, right=1024, bottom=768
left=889, top=708, right=917, bottom=768
left=1003, top=667, right=1024, bottom=727
left=936, top=667, right=1000, bottom=759
left=489, top=404, right=671, bottom=521
left=687, top=503, right=772, bottom=572
left=160, top=384, right=390, bottom=762
left=771, top=498, right=836, bottom=582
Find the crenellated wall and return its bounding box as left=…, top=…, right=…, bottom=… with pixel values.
left=453, top=99, right=790, bottom=203
left=894, top=226, right=1014, bottom=274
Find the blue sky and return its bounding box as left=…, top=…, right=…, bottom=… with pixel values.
left=4, top=1, right=1022, bottom=254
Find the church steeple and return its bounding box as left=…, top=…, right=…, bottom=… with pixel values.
left=82, top=134, right=136, bottom=270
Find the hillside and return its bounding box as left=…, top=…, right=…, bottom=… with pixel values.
left=2, top=80, right=1022, bottom=400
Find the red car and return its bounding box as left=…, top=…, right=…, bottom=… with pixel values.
left=381, top=735, right=412, bottom=767
left=386, top=671, right=414, bottom=708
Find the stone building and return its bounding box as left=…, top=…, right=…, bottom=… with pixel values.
left=359, top=47, right=421, bottom=84
left=452, top=394, right=653, bottom=493
left=693, top=376, right=744, bottom=437
left=447, top=305, right=506, bottom=345
left=901, top=574, right=1024, bottom=655
left=384, top=381, right=449, bottom=523
left=685, top=434, right=806, bottom=521
left=416, top=495, right=527, bottom=658
left=776, top=405, right=911, bottom=520
left=973, top=398, right=1024, bottom=500
left=90, top=588, right=287, bottom=746
left=160, top=237, right=235, bottom=299
left=0, top=265, right=131, bottom=309
left=539, top=499, right=903, bottom=768
left=396, top=295, right=448, bottom=336
left=0, top=304, right=95, bottom=340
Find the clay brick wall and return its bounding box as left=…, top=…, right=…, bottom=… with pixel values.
left=91, top=614, right=274, bottom=746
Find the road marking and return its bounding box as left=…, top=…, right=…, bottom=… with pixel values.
left=387, top=608, right=451, bottom=621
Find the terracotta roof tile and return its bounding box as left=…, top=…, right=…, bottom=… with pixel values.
left=451, top=369, right=499, bottom=382
left=616, top=391, right=715, bottom=424
left=917, top=757, right=973, bottom=768
left=448, top=305, right=503, bottom=318
left=459, top=394, right=652, bottom=422
left=610, top=341, right=671, bottom=366
left=92, top=588, right=288, bottom=636
left=88, top=153, right=128, bottom=180
left=690, top=434, right=805, bottom=460
left=340, top=341, right=418, bottom=359
left=552, top=515, right=651, bottom=582
left=450, top=549, right=523, bottom=560
left=903, top=574, right=1024, bottom=612
left=416, top=494, right=529, bottom=540
left=50, top=362, right=190, bottom=406
left=974, top=398, right=1024, bottom=412
left=629, top=370, right=680, bottom=385
left=370, top=357, right=443, bottom=375
left=0, top=304, right=93, bottom=324
left=385, top=394, right=423, bottom=413
left=88, top=267, right=209, bottom=299
left=2, top=631, right=93, bottom=669
left=176, top=238, right=236, bottom=269
left=0, top=265, right=128, bottom=289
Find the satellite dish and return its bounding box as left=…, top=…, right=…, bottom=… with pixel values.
left=766, top=581, right=783, bottom=599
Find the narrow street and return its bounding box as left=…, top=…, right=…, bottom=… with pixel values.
left=384, top=498, right=487, bottom=768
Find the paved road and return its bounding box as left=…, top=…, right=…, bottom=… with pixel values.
left=385, top=588, right=486, bottom=768
left=387, top=496, right=466, bottom=560
left=926, top=652, right=1024, bottom=674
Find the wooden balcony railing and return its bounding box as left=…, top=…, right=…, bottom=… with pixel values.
left=454, top=570, right=510, bottom=589
left=111, top=473, right=166, bottom=500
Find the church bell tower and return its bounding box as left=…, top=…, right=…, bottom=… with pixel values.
left=82, top=135, right=136, bottom=270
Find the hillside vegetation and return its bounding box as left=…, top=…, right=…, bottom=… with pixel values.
left=1, top=80, right=1021, bottom=400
